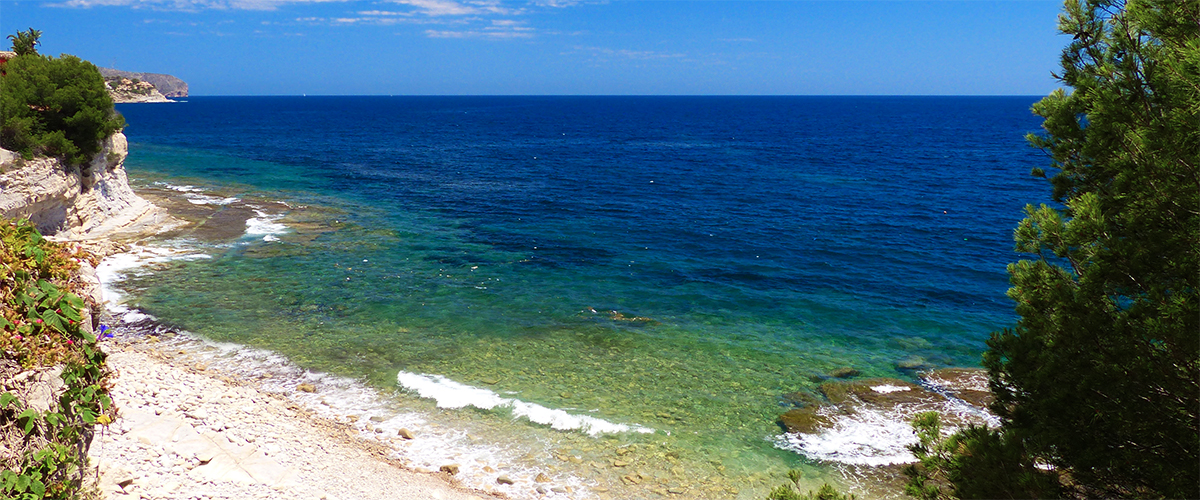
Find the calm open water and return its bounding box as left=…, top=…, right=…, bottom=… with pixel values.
left=110, top=96, right=1048, bottom=498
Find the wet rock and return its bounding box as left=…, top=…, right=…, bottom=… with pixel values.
left=921, top=368, right=993, bottom=408
left=397, top=428, right=414, bottom=440
left=534, top=472, right=551, bottom=482
left=297, top=383, right=316, bottom=393
left=368, top=415, right=386, bottom=423
left=777, top=407, right=831, bottom=434
left=496, top=476, right=514, bottom=485
left=820, top=378, right=942, bottom=407
left=439, top=464, right=459, bottom=475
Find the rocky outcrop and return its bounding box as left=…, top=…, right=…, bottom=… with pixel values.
left=0, top=132, right=165, bottom=240
left=98, top=68, right=188, bottom=98
left=105, top=77, right=173, bottom=103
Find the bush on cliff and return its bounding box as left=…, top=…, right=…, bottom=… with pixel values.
left=1, top=218, right=114, bottom=499
left=0, top=39, right=125, bottom=167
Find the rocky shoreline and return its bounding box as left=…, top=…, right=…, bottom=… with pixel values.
left=2, top=135, right=499, bottom=500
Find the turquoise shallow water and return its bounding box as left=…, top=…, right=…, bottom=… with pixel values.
left=108, top=96, right=1047, bottom=498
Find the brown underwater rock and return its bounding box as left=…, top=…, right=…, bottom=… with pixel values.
left=920, top=368, right=993, bottom=408
left=778, top=406, right=832, bottom=434
left=820, top=378, right=944, bottom=408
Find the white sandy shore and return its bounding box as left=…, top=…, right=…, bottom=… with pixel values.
left=88, top=338, right=495, bottom=500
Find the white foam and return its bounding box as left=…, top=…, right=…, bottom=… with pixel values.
left=185, top=194, right=240, bottom=205
left=776, top=395, right=1000, bottom=466
left=397, top=372, right=509, bottom=410
left=397, top=371, right=654, bottom=437
left=775, top=405, right=920, bottom=466
left=245, top=210, right=288, bottom=241
left=153, top=181, right=205, bottom=193
left=871, top=384, right=911, bottom=394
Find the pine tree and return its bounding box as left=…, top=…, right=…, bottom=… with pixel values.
left=980, top=0, right=1199, bottom=497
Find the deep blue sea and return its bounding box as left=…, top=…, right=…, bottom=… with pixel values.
left=109, top=96, right=1048, bottom=499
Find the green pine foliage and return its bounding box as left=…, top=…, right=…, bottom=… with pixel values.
left=904, top=412, right=1061, bottom=500
left=0, top=37, right=125, bottom=167
left=907, top=1, right=1198, bottom=498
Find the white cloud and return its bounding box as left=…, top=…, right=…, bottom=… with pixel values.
left=356, top=10, right=413, bottom=16
left=425, top=26, right=532, bottom=39
left=384, top=0, right=520, bottom=16
left=572, top=45, right=685, bottom=61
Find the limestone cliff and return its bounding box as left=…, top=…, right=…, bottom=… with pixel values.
left=0, top=132, right=164, bottom=240
left=98, top=68, right=188, bottom=98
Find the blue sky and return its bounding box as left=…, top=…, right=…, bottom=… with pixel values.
left=0, top=1, right=1066, bottom=95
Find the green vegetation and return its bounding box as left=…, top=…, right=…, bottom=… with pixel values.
left=6, top=28, right=41, bottom=57
left=0, top=30, right=125, bottom=167
left=765, top=470, right=855, bottom=500
left=904, top=412, right=1060, bottom=500
left=906, top=1, right=1198, bottom=498
left=1, top=219, right=114, bottom=499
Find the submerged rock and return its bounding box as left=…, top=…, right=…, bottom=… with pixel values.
left=921, top=368, right=993, bottom=408
left=828, top=367, right=860, bottom=379
left=778, top=406, right=831, bottom=434
left=819, top=378, right=943, bottom=408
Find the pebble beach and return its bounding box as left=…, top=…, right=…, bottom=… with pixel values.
left=88, top=336, right=494, bottom=500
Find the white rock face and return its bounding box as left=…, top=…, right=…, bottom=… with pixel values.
left=0, top=132, right=163, bottom=239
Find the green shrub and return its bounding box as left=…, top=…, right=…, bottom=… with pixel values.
left=0, top=50, right=125, bottom=166
left=1, top=218, right=113, bottom=499
left=765, top=470, right=855, bottom=500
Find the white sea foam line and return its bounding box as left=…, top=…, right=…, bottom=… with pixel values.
left=397, top=371, right=655, bottom=437
left=185, top=194, right=240, bottom=205
left=152, top=181, right=205, bottom=193
left=870, top=384, right=911, bottom=394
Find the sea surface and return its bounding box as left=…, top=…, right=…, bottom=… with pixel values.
left=106, top=96, right=1048, bottom=499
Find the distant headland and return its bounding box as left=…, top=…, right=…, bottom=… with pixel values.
left=98, top=67, right=188, bottom=103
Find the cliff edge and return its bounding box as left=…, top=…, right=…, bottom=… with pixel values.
left=0, top=132, right=166, bottom=241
